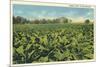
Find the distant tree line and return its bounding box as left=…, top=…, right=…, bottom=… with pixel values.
left=13, top=16, right=72, bottom=24
left=13, top=16, right=30, bottom=24
left=13, top=16, right=91, bottom=24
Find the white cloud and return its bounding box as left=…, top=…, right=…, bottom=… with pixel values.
left=85, top=11, right=94, bottom=20
left=17, top=10, right=23, bottom=14
left=87, top=12, right=92, bottom=16
left=86, top=11, right=93, bottom=17
left=72, top=17, right=85, bottom=23
left=41, top=11, right=47, bottom=15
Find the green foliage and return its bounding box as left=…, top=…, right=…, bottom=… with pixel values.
left=13, top=16, right=71, bottom=24
left=85, top=19, right=90, bottom=24
left=13, top=23, right=94, bottom=64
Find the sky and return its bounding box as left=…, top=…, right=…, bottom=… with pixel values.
left=13, top=4, right=94, bottom=22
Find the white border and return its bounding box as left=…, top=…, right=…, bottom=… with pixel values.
left=12, top=1, right=95, bottom=8
left=10, top=1, right=96, bottom=67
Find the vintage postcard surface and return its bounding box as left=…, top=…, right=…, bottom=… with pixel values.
left=11, top=0, right=95, bottom=66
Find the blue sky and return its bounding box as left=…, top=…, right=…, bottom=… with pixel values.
left=13, top=4, right=94, bottom=21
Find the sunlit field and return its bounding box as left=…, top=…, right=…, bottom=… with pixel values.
left=13, top=23, right=94, bottom=64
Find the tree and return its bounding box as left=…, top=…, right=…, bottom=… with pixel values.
left=13, top=16, right=16, bottom=24
left=68, top=19, right=72, bottom=23
left=13, top=16, right=30, bottom=24
left=85, top=19, right=90, bottom=24
left=41, top=19, right=47, bottom=24
left=64, top=18, right=68, bottom=23
left=59, top=17, right=68, bottom=23
left=33, top=19, right=40, bottom=24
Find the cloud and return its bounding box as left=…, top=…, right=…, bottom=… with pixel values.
left=87, top=12, right=92, bottom=16
left=16, top=10, right=23, bottom=14
left=72, top=17, right=85, bottom=23
left=41, top=11, right=47, bottom=15
left=85, top=11, right=94, bottom=20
